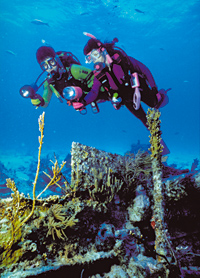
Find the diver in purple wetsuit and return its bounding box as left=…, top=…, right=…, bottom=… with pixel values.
left=73, top=33, right=170, bottom=154
left=74, top=33, right=169, bottom=126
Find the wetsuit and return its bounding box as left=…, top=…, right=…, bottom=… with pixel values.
left=31, top=52, right=94, bottom=107
left=82, top=50, right=159, bottom=127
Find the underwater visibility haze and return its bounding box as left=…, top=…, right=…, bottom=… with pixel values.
left=0, top=1, right=200, bottom=277
left=0, top=0, right=199, bottom=199
left=0, top=0, right=200, bottom=165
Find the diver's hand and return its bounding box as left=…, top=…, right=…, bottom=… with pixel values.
left=67, top=100, right=72, bottom=106
left=72, top=102, right=85, bottom=111
left=31, top=94, right=45, bottom=107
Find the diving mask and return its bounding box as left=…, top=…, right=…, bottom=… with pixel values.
left=40, top=57, right=57, bottom=71
left=85, top=49, right=102, bottom=64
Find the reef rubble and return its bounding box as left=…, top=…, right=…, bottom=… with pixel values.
left=0, top=142, right=200, bottom=278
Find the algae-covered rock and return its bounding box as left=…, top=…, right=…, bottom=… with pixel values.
left=0, top=142, right=200, bottom=278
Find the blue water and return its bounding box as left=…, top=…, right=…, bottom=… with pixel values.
left=0, top=0, right=200, bottom=197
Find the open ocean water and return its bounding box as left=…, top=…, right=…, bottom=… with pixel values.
left=0, top=0, right=199, bottom=197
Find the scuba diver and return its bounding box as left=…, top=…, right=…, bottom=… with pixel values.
left=73, top=33, right=170, bottom=125
left=73, top=33, right=170, bottom=154
left=20, top=43, right=170, bottom=154
left=20, top=46, right=106, bottom=113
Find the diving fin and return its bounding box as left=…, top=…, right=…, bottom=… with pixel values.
left=155, top=88, right=171, bottom=109
left=161, top=139, right=170, bottom=155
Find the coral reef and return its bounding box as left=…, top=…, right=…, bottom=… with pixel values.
left=0, top=113, right=200, bottom=278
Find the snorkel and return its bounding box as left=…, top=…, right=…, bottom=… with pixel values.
left=83, top=32, right=97, bottom=39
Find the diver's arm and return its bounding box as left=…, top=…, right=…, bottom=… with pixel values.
left=129, top=57, right=158, bottom=90
left=139, top=61, right=157, bottom=89
left=72, top=77, right=101, bottom=111
left=30, top=81, right=53, bottom=108
left=83, top=78, right=101, bottom=104
left=71, top=79, right=101, bottom=110
left=31, top=95, right=45, bottom=107
left=42, top=81, right=53, bottom=107
left=70, top=64, right=101, bottom=106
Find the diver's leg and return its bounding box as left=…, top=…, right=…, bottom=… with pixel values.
left=160, top=139, right=170, bottom=155
left=125, top=102, right=148, bottom=128
left=154, top=89, right=170, bottom=109
left=139, top=79, right=158, bottom=107
left=141, top=89, right=158, bottom=107
left=125, top=102, right=170, bottom=155
left=138, top=76, right=170, bottom=109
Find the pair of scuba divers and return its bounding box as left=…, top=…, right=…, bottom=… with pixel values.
left=20, top=32, right=170, bottom=155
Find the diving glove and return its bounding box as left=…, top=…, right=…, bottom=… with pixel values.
left=31, top=94, right=45, bottom=107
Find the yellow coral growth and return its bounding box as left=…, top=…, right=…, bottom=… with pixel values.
left=2, top=112, right=45, bottom=252
left=146, top=108, right=168, bottom=264
left=88, top=167, right=123, bottom=211
left=147, top=108, right=163, bottom=161
left=46, top=203, right=79, bottom=240
left=3, top=179, right=28, bottom=249
left=6, top=179, right=20, bottom=222
left=37, top=158, right=67, bottom=199
left=70, top=161, right=84, bottom=198
left=13, top=112, right=45, bottom=236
